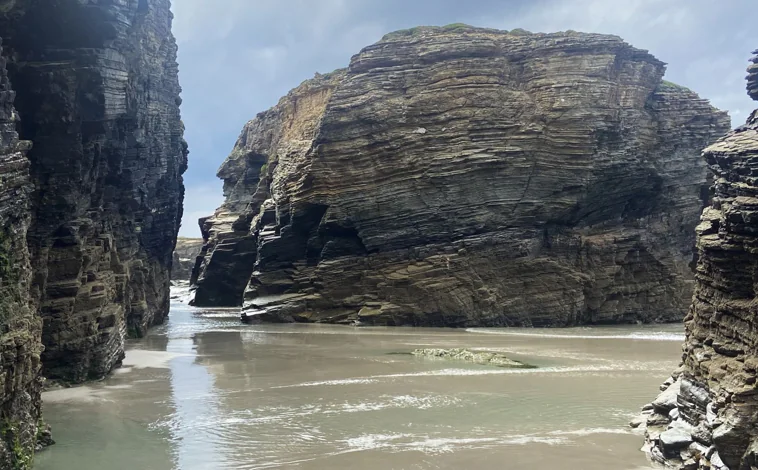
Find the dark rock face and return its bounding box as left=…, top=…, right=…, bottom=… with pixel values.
left=0, top=0, right=184, bottom=465
left=172, top=238, right=203, bottom=281
left=640, top=50, right=758, bottom=470
left=0, top=0, right=187, bottom=384
left=0, top=40, right=42, bottom=470
left=190, top=72, right=344, bottom=307
left=0, top=0, right=185, bottom=465
left=193, top=27, right=728, bottom=327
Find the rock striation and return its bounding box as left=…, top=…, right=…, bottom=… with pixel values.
left=172, top=238, right=203, bottom=281
left=193, top=26, right=729, bottom=327
left=0, top=0, right=185, bottom=465
left=0, top=0, right=187, bottom=384
left=640, top=49, right=758, bottom=470
left=190, top=71, right=346, bottom=307
left=0, top=39, right=42, bottom=470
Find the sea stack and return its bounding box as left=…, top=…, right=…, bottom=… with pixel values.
left=192, top=26, right=729, bottom=327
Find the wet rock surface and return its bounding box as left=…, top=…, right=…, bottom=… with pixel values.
left=639, top=49, right=758, bottom=470
left=411, top=348, right=528, bottom=368
left=194, top=26, right=728, bottom=327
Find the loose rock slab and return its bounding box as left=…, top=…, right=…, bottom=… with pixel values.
left=411, top=348, right=529, bottom=368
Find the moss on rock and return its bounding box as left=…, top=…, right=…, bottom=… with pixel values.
left=411, top=348, right=534, bottom=368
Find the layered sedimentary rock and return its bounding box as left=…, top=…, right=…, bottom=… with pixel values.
left=191, top=71, right=344, bottom=306
left=640, top=50, right=758, bottom=470
left=0, top=40, right=42, bottom=470
left=0, top=0, right=187, bottom=383
left=193, top=26, right=728, bottom=327
left=172, top=238, right=204, bottom=281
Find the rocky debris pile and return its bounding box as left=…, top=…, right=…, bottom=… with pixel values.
left=193, top=26, right=728, bottom=327
left=172, top=238, right=204, bottom=281
left=638, top=49, right=758, bottom=470
left=411, top=348, right=528, bottom=368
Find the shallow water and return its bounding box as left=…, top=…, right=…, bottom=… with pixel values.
left=34, top=298, right=680, bottom=470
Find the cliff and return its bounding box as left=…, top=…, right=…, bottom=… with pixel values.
left=0, top=39, right=42, bottom=470
left=172, top=238, right=203, bottom=281
left=640, top=50, right=758, bottom=470
left=0, top=0, right=187, bottom=383
left=190, top=71, right=345, bottom=305
left=0, top=0, right=185, bottom=465
left=192, top=26, right=729, bottom=327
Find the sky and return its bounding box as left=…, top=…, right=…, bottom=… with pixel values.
left=170, top=0, right=755, bottom=238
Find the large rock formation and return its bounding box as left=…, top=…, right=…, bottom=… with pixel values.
left=0, top=0, right=186, bottom=465
left=172, top=238, right=203, bottom=281
left=0, top=0, right=184, bottom=466
left=640, top=49, right=758, bottom=470
left=0, top=39, right=42, bottom=470
left=191, top=71, right=345, bottom=306
left=0, top=0, right=187, bottom=384
left=192, top=26, right=729, bottom=327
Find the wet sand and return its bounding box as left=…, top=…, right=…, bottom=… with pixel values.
left=34, top=298, right=679, bottom=470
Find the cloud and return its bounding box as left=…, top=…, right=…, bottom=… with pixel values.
left=480, top=0, right=754, bottom=123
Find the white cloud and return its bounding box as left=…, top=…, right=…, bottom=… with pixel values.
left=475, top=0, right=754, bottom=122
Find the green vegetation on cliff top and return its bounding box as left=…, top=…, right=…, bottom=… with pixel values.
left=381, top=25, right=534, bottom=40
left=658, top=79, right=694, bottom=93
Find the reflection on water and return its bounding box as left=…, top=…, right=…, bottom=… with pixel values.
left=34, top=299, right=678, bottom=470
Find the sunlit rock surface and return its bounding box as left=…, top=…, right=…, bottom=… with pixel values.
left=172, top=238, right=203, bottom=281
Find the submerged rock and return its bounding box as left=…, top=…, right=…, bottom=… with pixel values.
left=640, top=48, right=758, bottom=470
left=192, top=26, right=728, bottom=327
left=411, top=348, right=528, bottom=368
